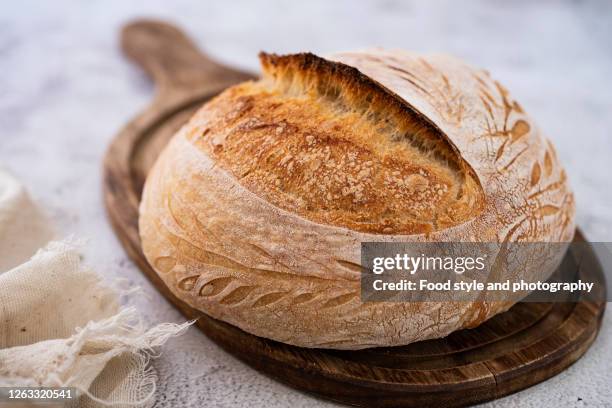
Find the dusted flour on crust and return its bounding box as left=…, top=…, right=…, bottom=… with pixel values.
left=139, top=50, right=574, bottom=349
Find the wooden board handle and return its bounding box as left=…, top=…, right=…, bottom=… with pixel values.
left=121, top=19, right=254, bottom=94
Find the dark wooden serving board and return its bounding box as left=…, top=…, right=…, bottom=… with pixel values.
left=103, top=20, right=607, bottom=408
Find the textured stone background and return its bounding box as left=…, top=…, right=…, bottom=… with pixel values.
left=1, top=1, right=611, bottom=407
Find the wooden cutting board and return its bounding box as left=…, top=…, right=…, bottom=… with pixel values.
left=103, top=20, right=607, bottom=408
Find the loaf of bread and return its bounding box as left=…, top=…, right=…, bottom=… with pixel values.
left=139, top=50, right=575, bottom=349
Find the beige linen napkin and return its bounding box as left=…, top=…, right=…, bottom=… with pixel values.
left=0, top=169, right=191, bottom=407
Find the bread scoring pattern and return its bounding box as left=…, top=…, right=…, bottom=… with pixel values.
left=335, top=49, right=574, bottom=243
left=139, top=50, right=575, bottom=349
left=185, top=53, right=485, bottom=234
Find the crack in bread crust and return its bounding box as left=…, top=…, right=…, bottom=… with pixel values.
left=186, top=53, right=485, bottom=234
left=139, top=49, right=575, bottom=349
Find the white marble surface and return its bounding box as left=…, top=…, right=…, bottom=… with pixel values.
left=1, top=1, right=611, bottom=407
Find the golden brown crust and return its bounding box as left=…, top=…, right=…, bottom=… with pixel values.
left=186, top=52, right=484, bottom=234
left=139, top=49, right=575, bottom=349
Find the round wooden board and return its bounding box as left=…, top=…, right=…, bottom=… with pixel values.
left=103, top=20, right=607, bottom=408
